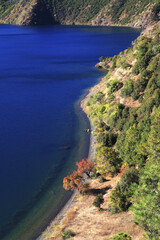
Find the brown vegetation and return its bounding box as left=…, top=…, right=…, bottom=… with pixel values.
left=43, top=176, right=145, bottom=240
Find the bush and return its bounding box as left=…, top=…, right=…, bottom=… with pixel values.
left=90, top=170, right=100, bottom=179
left=96, top=131, right=117, bottom=147
left=96, top=146, right=122, bottom=176
left=94, top=92, right=105, bottom=104
left=152, top=2, right=160, bottom=21
left=107, top=80, right=123, bottom=94
left=109, top=168, right=139, bottom=213
left=61, top=229, right=75, bottom=239
left=93, top=194, right=104, bottom=209
left=120, top=167, right=139, bottom=192
left=134, top=75, right=149, bottom=92
left=109, top=183, right=130, bottom=213
left=99, top=176, right=106, bottom=183
left=120, top=79, right=133, bottom=97
left=121, top=62, right=132, bottom=69
left=131, top=88, right=140, bottom=100
left=87, top=91, right=105, bottom=106
left=132, top=62, right=140, bottom=75
left=107, top=232, right=132, bottom=240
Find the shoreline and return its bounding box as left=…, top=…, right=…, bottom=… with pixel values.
left=37, top=72, right=109, bottom=239
left=36, top=84, right=98, bottom=240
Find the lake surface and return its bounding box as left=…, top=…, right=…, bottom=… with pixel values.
left=0, top=24, right=140, bottom=240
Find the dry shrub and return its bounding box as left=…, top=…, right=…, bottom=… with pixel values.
left=61, top=207, right=77, bottom=226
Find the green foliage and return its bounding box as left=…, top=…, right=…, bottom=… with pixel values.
left=107, top=232, right=132, bottom=240
left=152, top=1, right=160, bottom=21
left=96, top=146, right=121, bottom=176
left=96, top=130, right=117, bottom=147
left=87, top=22, right=160, bottom=238
left=61, top=229, right=75, bottom=239
left=131, top=163, right=160, bottom=239
left=93, top=194, right=104, bottom=209
left=108, top=103, right=126, bottom=129
left=120, top=79, right=134, bottom=97
left=132, top=62, right=140, bottom=75
left=99, top=175, right=106, bottom=183
left=131, top=112, right=160, bottom=239
left=109, top=167, right=139, bottom=213
left=52, top=0, right=109, bottom=23
left=90, top=170, right=99, bottom=179
left=121, top=61, right=132, bottom=69
left=87, top=91, right=105, bottom=106
left=107, top=80, right=123, bottom=94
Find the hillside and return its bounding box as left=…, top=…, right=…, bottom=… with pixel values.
left=38, top=21, right=160, bottom=240
left=0, top=0, right=159, bottom=26
left=83, top=21, right=160, bottom=240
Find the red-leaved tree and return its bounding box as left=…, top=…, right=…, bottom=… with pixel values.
left=76, top=158, right=95, bottom=177
left=63, top=159, right=95, bottom=192
left=63, top=171, right=83, bottom=191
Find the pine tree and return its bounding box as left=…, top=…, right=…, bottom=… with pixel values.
left=131, top=111, right=160, bottom=239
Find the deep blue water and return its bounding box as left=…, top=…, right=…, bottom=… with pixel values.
left=0, top=25, right=140, bottom=240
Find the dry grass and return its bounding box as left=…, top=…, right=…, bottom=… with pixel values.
left=46, top=176, right=145, bottom=240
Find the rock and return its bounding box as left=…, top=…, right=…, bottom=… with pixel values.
left=85, top=129, right=91, bottom=133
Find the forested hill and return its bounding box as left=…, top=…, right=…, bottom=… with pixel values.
left=85, top=21, right=160, bottom=239
left=0, top=0, right=159, bottom=26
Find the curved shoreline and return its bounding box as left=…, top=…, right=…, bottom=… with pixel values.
left=36, top=86, right=97, bottom=240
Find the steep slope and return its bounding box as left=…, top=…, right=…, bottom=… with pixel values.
left=0, top=0, right=37, bottom=25
left=38, top=22, right=160, bottom=240
left=84, top=21, right=160, bottom=239
left=0, top=0, right=159, bottom=26
left=91, top=0, right=160, bottom=28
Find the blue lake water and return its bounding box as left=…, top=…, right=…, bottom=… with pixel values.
left=0, top=24, right=140, bottom=240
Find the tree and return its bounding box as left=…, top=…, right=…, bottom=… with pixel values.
left=131, top=112, right=160, bottom=240
left=76, top=158, right=95, bottom=177
left=131, top=161, right=160, bottom=239
left=109, top=168, right=139, bottom=213
left=63, top=171, right=83, bottom=192
left=96, top=146, right=121, bottom=176
left=93, top=194, right=104, bottom=210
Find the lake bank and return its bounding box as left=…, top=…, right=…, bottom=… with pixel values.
left=36, top=72, right=117, bottom=239
left=36, top=70, right=146, bottom=240
left=36, top=85, right=98, bottom=240
left=0, top=25, right=141, bottom=240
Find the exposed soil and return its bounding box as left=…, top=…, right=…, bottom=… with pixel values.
left=43, top=176, right=145, bottom=240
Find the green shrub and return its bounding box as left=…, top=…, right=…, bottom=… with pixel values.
left=134, top=75, right=149, bottom=92
left=93, top=194, right=104, bottom=209
left=132, top=62, right=140, bottom=75
left=96, top=131, right=117, bottom=147
left=121, top=62, right=132, bottom=69
left=120, top=79, right=133, bottom=97
left=96, top=121, right=110, bottom=132
left=107, top=232, right=132, bottom=240
left=90, top=170, right=99, bottom=179
left=107, top=80, right=123, bottom=94
left=152, top=1, right=160, bottom=21
left=87, top=91, right=105, bottom=106
left=109, top=168, right=139, bottom=213
left=61, top=229, right=75, bottom=239
left=137, top=40, right=149, bottom=59
left=99, top=176, right=106, bottom=183
left=131, top=88, right=140, bottom=100
left=120, top=167, right=139, bottom=191
left=93, top=91, right=105, bottom=104
left=96, top=146, right=122, bottom=176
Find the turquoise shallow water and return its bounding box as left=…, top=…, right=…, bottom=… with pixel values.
left=0, top=24, right=140, bottom=240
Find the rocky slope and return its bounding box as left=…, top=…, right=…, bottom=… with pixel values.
left=0, top=0, right=159, bottom=27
